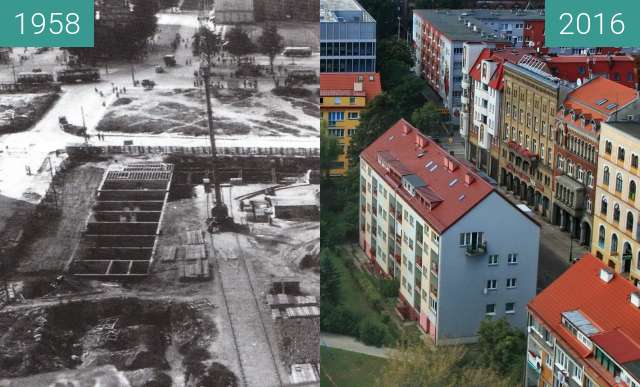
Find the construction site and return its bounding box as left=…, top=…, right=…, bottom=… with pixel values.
left=0, top=144, right=320, bottom=387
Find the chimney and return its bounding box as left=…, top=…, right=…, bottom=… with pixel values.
left=464, top=173, right=475, bottom=185
left=600, top=267, right=614, bottom=283
left=353, top=81, right=363, bottom=92
left=631, top=291, right=640, bottom=308
left=402, top=122, right=412, bottom=135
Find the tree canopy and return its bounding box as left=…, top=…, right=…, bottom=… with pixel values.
left=477, top=318, right=527, bottom=380
left=257, top=23, right=285, bottom=73
left=411, top=101, right=444, bottom=136
left=378, top=343, right=512, bottom=387
left=224, top=26, right=256, bottom=61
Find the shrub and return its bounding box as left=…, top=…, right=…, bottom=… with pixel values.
left=321, top=305, right=360, bottom=336
left=358, top=318, right=388, bottom=347
left=378, top=278, right=400, bottom=298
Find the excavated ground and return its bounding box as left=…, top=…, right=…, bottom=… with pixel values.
left=0, top=298, right=237, bottom=387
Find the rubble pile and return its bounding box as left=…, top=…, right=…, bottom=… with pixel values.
left=275, top=317, right=320, bottom=367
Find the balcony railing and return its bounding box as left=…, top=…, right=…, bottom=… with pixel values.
left=415, top=255, right=422, bottom=267
left=465, top=241, right=488, bottom=256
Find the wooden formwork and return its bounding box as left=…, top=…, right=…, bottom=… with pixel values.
left=68, top=163, right=173, bottom=278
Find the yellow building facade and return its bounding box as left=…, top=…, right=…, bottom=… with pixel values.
left=321, top=94, right=365, bottom=175
left=592, top=121, right=640, bottom=286
left=320, top=73, right=382, bottom=176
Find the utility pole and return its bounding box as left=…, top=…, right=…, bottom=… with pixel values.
left=198, top=21, right=229, bottom=226
left=130, top=62, right=136, bottom=86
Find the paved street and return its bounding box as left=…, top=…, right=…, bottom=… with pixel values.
left=320, top=332, right=395, bottom=359
left=499, top=190, right=589, bottom=291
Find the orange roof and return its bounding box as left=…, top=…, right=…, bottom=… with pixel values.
left=361, top=119, right=497, bottom=233
left=563, top=77, right=638, bottom=117
left=320, top=72, right=382, bottom=101
left=529, top=254, right=640, bottom=366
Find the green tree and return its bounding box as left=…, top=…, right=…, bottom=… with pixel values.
left=477, top=318, right=527, bottom=379
left=224, top=26, right=256, bottom=63
left=320, top=250, right=340, bottom=305
left=411, top=101, right=443, bottom=136
left=379, top=59, right=412, bottom=91
left=192, top=26, right=223, bottom=58
left=358, top=318, right=388, bottom=347
left=257, top=23, right=285, bottom=74
left=347, top=93, right=401, bottom=165
left=377, top=38, right=414, bottom=71
left=378, top=343, right=512, bottom=387
left=358, top=0, right=400, bottom=39
left=388, top=77, right=427, bottom=118
left=320, top=120, right=340, bottom=177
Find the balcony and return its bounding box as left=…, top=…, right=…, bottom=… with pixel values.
left=465, top=241, right=488, bottom=256
left=415, top=255, right=422, bottom=267
left=461, top=74, right=470, bottom=89
left=361, top=204, right=366, bottom=213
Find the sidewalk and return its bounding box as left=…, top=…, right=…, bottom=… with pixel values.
left=320, top=332, right=396, bottom=359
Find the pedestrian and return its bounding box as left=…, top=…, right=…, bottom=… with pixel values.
left=243, top=79, right=247, bottom=88
left=99, top=91, right=104, bottom=97
left=123, top=87, right=126, bottom=94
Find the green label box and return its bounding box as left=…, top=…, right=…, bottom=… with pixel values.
left=0, top=0, right=94, bottom=47
left=546, top=0, right=640, bottom=48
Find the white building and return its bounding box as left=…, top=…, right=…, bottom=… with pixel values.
left=359, top=119, right=540, bottom=344
left=215, top=0, right=254, bottom=24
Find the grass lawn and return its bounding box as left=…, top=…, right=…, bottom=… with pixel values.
left=320, top=347, right=386, bottom=387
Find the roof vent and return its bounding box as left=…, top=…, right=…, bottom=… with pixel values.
left=600, top=267, right=614, bottom=283
left=631, top=291, right=640, bottom=308
left=464, top=173, right=475, bottom=185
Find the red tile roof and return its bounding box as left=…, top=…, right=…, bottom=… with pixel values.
left=528, top=253, right=640, bottom=365
left=469, top=48, right=537, bottom=91
left=559, top=76, right=639, bottom=133
left=546, top=54, right=634, bottom=64
left=360, top=119, right=494, bottom=233
left=319, top=73, right=382, bottom=100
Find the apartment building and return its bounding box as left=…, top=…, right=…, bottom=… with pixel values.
left=320, top=72, right=382, bottom=175
left=320, top=0, right=376, bottom=73
left=359, top=119, right=540, bottom=345
left=499, top=56, right=573, bottom=221
left=592, top=121, right=640, bottom=284
left=526, top=253, right=640, bottom=387
left=214, top=0, right=255, bottom=23
left=554, top=78, right=640, bottom=247
left=546, top=55, right=638, bottom=90
left=412, top=9, right=514, bottom=120
left=461, top=46, right=536, bottom=180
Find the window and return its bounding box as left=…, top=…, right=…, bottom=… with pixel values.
left=506, top=278, right=517, bottom=288
left=633, top=154, right=639, bottom=169
left=619, top=147, right=626, bottom=161
left=488, top=255, right=498, bottom=265
left=603, top=167, right=610, bottom=185
left=601, top=196, right=608, bottom=215
left=507, top=253, right=518, bottom=264
left=505, top=302, right=515, bottom=314
left=611, top=233, right=618, bottom=254
left=334, top=97, right=341, bottom=104
left=348, top=112, right=359, bottom=120
left=616, top=173, right=624, bottom=192
left=630, top=181, right=636, bottom=201
left=598, top=225, right=606, bottom=248
left=486, top=279, right=497, bottom=290
left=605, top=140, right=612, bottom=154
left=459, top=232, right=484, bottom=247
left=349, top=96, right=356, bottom=105
left=614, top=203, right=621, bottom=222
left=328, top=111, right=345, bottom=122
left=328, top=128, right=345, bottom=137
left=486, top=304, right=496, bottom=315
left=627, top=212, right=634, bottom=232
